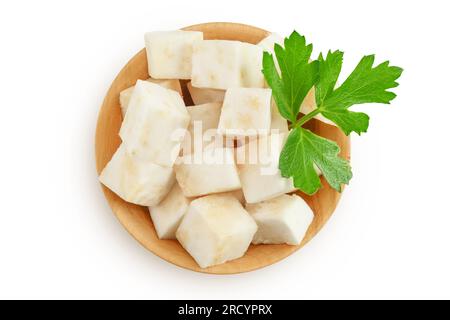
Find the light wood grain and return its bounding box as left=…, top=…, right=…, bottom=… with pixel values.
left=95, top=22, right=351, bottom=274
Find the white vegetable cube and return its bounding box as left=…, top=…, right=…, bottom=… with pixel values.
left=187, top=82, right=225, bottom=105
left=119, top=80, right=190, bottom=166
left=99, top=144, right=175, bottom=206
left=176, top=194, right=257, bottom=268
left=239, top=162, right=296, bottom=204
left=186, top=103, right=222, bottom=134
left=218, top=88, right=272, bottom=136
left=237, top=133, right=297, bottom=204
left=182, top=102, right=222, bottom=154
left=240, top=43, right=265, bottom=88
left=191, top=40, right=242, bottom=89
left=175, top=147, right=241, bottom=197
left=119, top=78, right=182, bottom=117
left=145, top=30, right=203, bottom=79
left=246, top=194, right=314, bottom=245
left=149, top=183, right=191, bottom=240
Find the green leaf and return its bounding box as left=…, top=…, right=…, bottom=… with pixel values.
left=315, top=50, right=343, bottom=106
left=320, top=109, right=370, bottom=135
left=262, top=30, right=402, bottom=195
left=280, top=127, right=352, bottom=195
left=262, top=31, right=319, bottom=123
left=318, top=55, right=403, bottom=135
left=262, top=52, right=289, bottom=119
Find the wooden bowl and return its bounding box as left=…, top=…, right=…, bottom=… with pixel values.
left=95, top=22, right=351, bottom=274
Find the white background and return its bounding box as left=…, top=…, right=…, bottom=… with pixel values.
left=0, top=0, right=449, bottom=300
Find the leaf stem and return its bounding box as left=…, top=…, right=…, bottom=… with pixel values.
left=295, top=108, right=322, bottom=127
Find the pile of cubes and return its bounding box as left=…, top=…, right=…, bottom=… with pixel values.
left=99, top=30, right=319, bottom=268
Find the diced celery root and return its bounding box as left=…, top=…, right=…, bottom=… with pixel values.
left=119, top=78, right=182, bottom=117
left=175, top=147, right=241, bottom=197
left=145, top=31, right=203, bottom=79
left=119, top=80, right=190, bottom=167
left=176, top=194, right=257, bottom=268
left=99, top=144, right=175, bottom=206
left=237, top=134, right=297, bottom=204
left=191, top=40, right=265, bottom=89
left=218, top=88, right=272, bottom=137
left=182, top=102, right=222, bottom=155
left=246, top=194, right=314, bottom=245
left=149, top=183, right=191, bottom=239
left=240, top=42, right=266, bottom=88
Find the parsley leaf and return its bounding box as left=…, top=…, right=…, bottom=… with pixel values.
left=280, top=127, right=352, bottom=195
left=262, top=31, right=318, bottom=123
left=262, top=31, right=402, bottom=195
left=318, top=54, right=403, bottom=135
left=315, top=50, right=343, bottom=106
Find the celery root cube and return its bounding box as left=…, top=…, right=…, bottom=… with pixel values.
left=239, top=161, right=296, bottom=204
left=145, top=30, right=203, bottom=79
left=237, top=133, right=322, bottom=204
left=119, top=80, right=190, bottom=167
left=192, top=40, right=265, bottom=89
left=175, top=147, right=241, bottom=197
left=176, top=194, right=257, bottom=268
left=191, top=40, right=242, bottom=89
left=191, top=40, right=266, bottom=89
left=218, top=88, right=272, bottom=136
left=246, top=194, right=314, bottom=245
left=149, top=183, right=191, bottom=240
left=186, top=103, right=222, bottom=134
left=187, top=82, right=225, bottom=105
left=240, top=42, right=265, bottom=88
left=99, top=144, right=175, bottom=206
left=237, top=134, right=296, bottom=204
left=182, top=102, right=222, bottom=155
left=119, top=78, right=182, bottom=117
